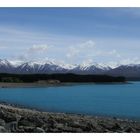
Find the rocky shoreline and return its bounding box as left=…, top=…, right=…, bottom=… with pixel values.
left=0, top=104, right=140, bottom=133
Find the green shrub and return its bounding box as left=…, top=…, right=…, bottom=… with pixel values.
left=1, top=77, right=23, bottom=83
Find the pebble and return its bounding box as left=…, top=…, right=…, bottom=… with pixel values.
left=0, top=119, right=5, bottom=126
left=34, top=127, right=45, bottom=133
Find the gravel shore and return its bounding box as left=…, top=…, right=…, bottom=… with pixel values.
left=0, top=82, right=62, bottom=88
left=0, top=82, right=128, bottom=88
left=0, top=104, right=140, bottom=133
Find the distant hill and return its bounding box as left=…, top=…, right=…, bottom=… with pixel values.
left=106, top=64, right=140, bottom=78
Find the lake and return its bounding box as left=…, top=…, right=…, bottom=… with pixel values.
left=0, top=82, right=140, bottom=120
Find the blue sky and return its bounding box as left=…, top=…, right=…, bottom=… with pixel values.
left=0, top=8, right=140, bottom=66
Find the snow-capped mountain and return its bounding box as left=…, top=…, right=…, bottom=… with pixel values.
left=0, top=60, right=111, bottom=74
left=16, top=62, right=42, bottom=74
left=0, top=59, right=140, bottom=78
left=15, top=61, right=68, bottom=74
left=0, top=59, right=15, bottom=73
left=69, top=63, right=111, bottom=74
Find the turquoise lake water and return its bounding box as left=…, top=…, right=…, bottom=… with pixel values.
left=0, top=82, right=140, bottom=120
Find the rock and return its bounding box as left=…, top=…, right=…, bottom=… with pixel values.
left=84, top=122, right=98, bottom=132
left=18, top=119, right=35, bottom=127
left=61, top=126, right=83, bottom=132
left=1, top=104, right=140, bottom=133
left=72, top=127, right=83, bottom=133
left=34, top=127, right=45, bottom=133
left=16, top=126, right=25, bottom=133
left=54, top=123, right=64, bottom=129
left=6, top=121, right=18, bottom=132
left=111, top=123, right=122, bottom=131
left=0, top=126, right=7, bottom=132
left=47, top=128, right=60, bottom=133
left=124, top=127, right=136, bottom=132
left=22, top=126, right=35, bottom=132
left=0, top=110, right=17, bottom=122
left=27, top=116, right=45, bottom=127
left=0, top=119, right=5, bottom=126
left=15, top=114, right=22, bottom=122
left=61, top=126, right=74, bottom=132
left=47, top=118, right=57, bottom=128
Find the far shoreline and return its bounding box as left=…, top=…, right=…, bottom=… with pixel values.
left=0, top=81, right=130, bottom=88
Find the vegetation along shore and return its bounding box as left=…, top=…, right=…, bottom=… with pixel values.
left=0, top=73, right=125, bottom=83
left=0, top=73, right=126, bottom=88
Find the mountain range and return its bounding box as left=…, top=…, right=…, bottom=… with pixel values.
left=0, top=59, right=140, bottom=78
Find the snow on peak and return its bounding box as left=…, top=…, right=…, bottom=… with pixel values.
left=8, top=60, right=24, bottom=67
left=0, top=59, right=112, bottom=71
left=126, top=63, right=140, bottom=67
left=1, top=59, right=140, bottom=75
left=0, top=59, right=12, bottom=66
left=79, top=62, right=110, bottom=70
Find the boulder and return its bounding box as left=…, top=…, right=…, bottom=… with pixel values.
left=0, top=119, right=5, bottom=126
left=34, top=127, right=45, bottom=133
left=0, top=126, right=7, bottom=132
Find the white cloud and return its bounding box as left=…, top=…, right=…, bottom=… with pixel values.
left=105, top=57, right=140, bottom=68
left=28, top=44, right=49, bottom=53
left=15, top=44, right=52, bottom=61
left=106, top=49, right=121, bottom=58
left=81, top=59, right=94, bottom=66
left=66, top=40, right=95, bottom=59
left=17, top=40, right=96, bottom=64
left=11, top=39, right=139, bottom=68
left=66, top=46, right=80, bottom=58
left=16, top=54, right=28, bottom=61
left=120, top=57, right=140, bottom=65
left=78, top=40, right=95, bottom=49
left=65, top=40, right=122, bottom=65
